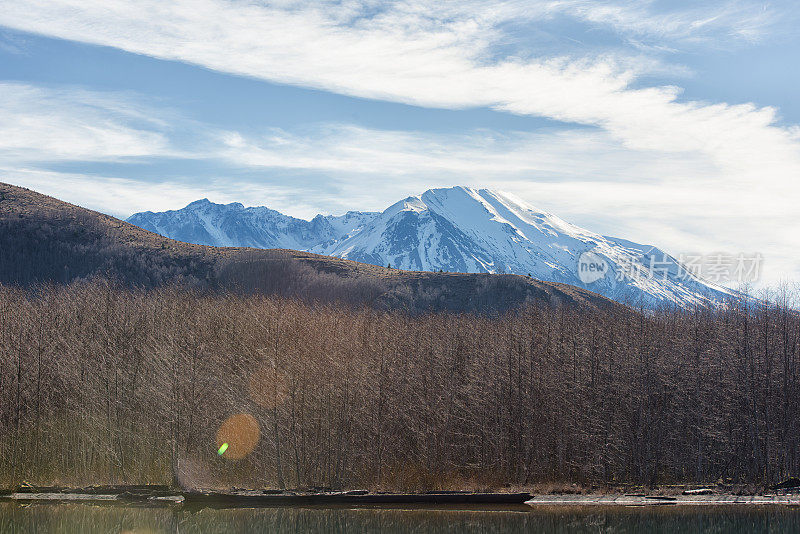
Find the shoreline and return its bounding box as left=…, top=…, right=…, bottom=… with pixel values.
left=2, top=488, right=799, bottom=508
left=526, top=494, right=800, bottom=506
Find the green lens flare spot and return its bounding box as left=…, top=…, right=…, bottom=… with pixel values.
left=218, top=443, right=229, bottom=456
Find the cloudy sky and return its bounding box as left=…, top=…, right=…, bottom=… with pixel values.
left=0, top=0, right=798, bottom=285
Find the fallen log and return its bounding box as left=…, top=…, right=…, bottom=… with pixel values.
left=770, top=478, right=800, bottom=490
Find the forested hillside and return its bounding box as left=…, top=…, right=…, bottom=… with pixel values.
left=0, top=282, right=797, bottom=489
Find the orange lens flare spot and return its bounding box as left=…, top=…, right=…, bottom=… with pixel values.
left=215, top=413, right=260, bottom=460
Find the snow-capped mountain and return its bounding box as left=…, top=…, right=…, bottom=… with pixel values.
left=128, top=187, right=735, bottom=307
left=127, top=198, right=376, bottom=250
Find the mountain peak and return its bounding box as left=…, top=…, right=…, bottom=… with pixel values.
left=186, top=198, right=212, bottom=207
left=381, top=195, right=427, bottom=216
left=128, top=187, right=733, bottom=308
left=423, top=185, right=480, bottom=195
left=185, top=198, right=246, bottom=210
left=418, top=186, right=550, bottom=218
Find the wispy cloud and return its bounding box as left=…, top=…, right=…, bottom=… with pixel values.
left=217, top=123, right=715, bottom=181
left=0, top=82, right=174, bottom=162
left=1, top=2, right=796, bottom=180
left=538, top=0, right=782, bottom=44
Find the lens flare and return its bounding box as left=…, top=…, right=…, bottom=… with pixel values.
left=215, top=413, right=260, bottom=460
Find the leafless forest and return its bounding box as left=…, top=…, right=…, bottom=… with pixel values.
left=0, top=281, right=797, bottom=490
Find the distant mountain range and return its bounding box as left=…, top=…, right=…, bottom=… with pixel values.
left=128, top=186, right=734, bottom=307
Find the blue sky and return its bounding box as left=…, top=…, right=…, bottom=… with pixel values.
left=0, top=0, right=798, bottom=285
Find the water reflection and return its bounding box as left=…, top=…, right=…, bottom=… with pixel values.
left=1, top=503, right=799, bottom=533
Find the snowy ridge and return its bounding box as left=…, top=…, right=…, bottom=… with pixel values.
left=128, top=186, right=735, bottom=308
left=127, top=199, right=376, bottom=250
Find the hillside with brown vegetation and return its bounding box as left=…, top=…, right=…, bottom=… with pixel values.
left=0, top=182, right=618, bottom=313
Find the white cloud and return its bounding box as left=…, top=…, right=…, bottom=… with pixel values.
left=537, top=0, right=781, bottom=44
left=0, top=82, right=174, bottom=162
left=218, top=123, right=716, bottom=180
left=1, top=1, right=796, bottom=187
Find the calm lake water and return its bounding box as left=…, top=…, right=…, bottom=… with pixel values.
left=1, top=503, right=799, bottom=533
